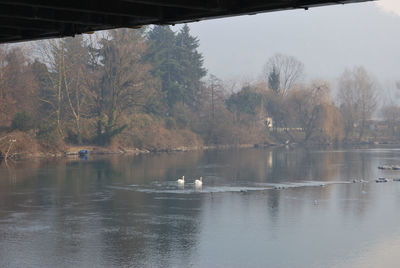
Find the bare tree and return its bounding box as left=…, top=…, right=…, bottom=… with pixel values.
left=0, top=46, right=39, bottom=126
left=288, top=81, right=331, bottom=142
left=34, top=39, right=67, bottom=138
left=62, top=36, right=88, bottom=144
left=338, top=66, right=377, bottom=141
left=205, top=74, right=225, bottom=121
left=87, top=29, right=156, bottom=144
left=317, top=103, right=344, bottom=144
left=262, top=53, right=304, bottom=96
left=34, top=37, right=89, bottom=143
left=382, top=105, right=400, bottom=137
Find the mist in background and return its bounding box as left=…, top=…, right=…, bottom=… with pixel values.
left=173, top=1, right=400, bottom=104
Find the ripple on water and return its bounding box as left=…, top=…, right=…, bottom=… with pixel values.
left=153, top=196, right=201, bottom=201
left=106, top=180, right=354, bottom=197
left=12, top=225, right=51, bottom=232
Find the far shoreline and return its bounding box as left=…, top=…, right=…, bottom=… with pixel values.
left=5, top=141, right=400, bottom=161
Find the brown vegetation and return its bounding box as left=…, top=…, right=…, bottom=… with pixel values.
left=0, top=27, right=397, bottom=159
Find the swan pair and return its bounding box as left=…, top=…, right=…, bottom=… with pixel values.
left=177, top=176, right=203, bottom=186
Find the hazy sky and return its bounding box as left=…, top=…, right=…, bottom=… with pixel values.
left=172, top=1, right=400, bottom=89
left=378, top=0, right=400, bottom=15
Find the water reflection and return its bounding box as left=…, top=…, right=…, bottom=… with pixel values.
left=1, top=147, right=400, bottom=267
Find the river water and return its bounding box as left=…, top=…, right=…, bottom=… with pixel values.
left=1, top=147, right=400, bottom=267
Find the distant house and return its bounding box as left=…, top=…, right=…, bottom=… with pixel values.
left=265, top=117, right=273, bottom=129
left=365, top=120, right=388, bottom=131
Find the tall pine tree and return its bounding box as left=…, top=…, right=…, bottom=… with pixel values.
left=268, top=66, right=280, bottom=94
left=146, top=26, right=180, bottom=110
left=175, top=24, right=207, bottom=106
left=146, top=25, right=206, bottom=111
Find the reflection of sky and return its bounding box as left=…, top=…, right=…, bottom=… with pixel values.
left=195, top=183, right=400, bottom=268
left=333, top=234, right=400, bottom=268
left=2, top=148, right=400, bottom=267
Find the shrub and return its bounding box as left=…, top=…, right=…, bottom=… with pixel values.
left=165, top=117, right=177, bottom=129
left=11, top=111, right=34, bottom=132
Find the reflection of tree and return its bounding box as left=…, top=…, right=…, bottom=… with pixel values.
left=94, top=181, right=202, bottom=266
left=2, top=158, right=16, bottom=184
left=265, top=190, right=281, bottom=227
left=338, top=149, right=376, bottom=218
left=98, top=151, right=204, bottom=185
left=204, top=147, right=343, bottom=185
left=147, top=197, right=201, bottom=266
left=75, top=154, right=205, bottom=266
left=0, top=147, right=389, bottom=266
left=0, top=155, right=204, bottom=266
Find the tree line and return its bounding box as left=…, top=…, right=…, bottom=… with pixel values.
left=0, top=25, right=399, bottom=153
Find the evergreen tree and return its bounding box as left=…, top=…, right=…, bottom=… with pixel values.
left=226, top=86, right=265, bottom=116
left=146, top=26, right=180, bottom=110
left=268, top=66, right=280, bottom=94
left=31, top=59, right=53, bottom=115
left=146, top=25, right=206, bottom=111
left=175, top=24, right=207, bottom=106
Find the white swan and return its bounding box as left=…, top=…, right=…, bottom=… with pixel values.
left=177, top=176, right=185, bottom=184
left=195, top=177, right=203, bottom=187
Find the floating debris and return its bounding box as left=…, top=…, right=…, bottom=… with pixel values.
left=376, top=178, right=388, bottom=183
left=352, top=179, right=368, bottom=183
left=78, top=149, right=89, bottom=156
left=378, top=165, right=400, bottom=170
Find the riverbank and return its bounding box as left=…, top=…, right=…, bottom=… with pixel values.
left=53, top=143, right=276, bottom=158
left=2, top=139, right=281, bottom=160
left=2, top=130, right=400, bottom=160
left=9, top=141, right=399, bottom=160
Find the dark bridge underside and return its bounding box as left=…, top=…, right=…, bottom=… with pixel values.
left=0, top=0, right=373, bottom=44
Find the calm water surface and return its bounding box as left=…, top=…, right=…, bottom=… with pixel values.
left=1, top=147, right=400, bottom=267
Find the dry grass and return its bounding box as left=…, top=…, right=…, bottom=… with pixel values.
left=0, top=131, right=41, bottom=158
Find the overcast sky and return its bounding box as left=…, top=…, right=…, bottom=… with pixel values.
left=172, top=0, right=400, bottom=91
left=377, top=0, right=400, bottom=16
